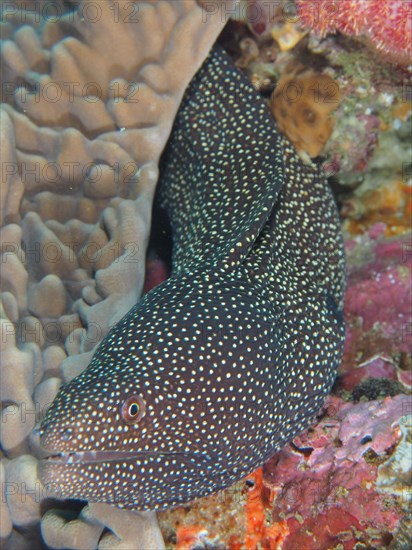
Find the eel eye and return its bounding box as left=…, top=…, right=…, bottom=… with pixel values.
left=120, top=395, right=146, bottom=424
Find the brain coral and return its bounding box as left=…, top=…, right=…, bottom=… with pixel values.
left=0, top=0, right=231, bottom=547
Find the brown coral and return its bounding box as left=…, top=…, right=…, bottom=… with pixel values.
left=270, top=71, right=340, bottom=158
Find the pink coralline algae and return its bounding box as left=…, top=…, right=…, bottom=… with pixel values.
left=254, top=223, right=411, bottom=549
left=341, top=224, right=412, bottom=390
left=263, top=394, right=410, bottom=550
left=296, top=0, right=412, bottom=65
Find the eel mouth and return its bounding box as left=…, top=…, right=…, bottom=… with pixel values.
left=42, top=450, right=212, bottom=465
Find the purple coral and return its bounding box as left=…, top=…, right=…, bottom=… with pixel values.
left=341, top=226, right=412, bottom=390
left=263, top=394, right=409, bottom=549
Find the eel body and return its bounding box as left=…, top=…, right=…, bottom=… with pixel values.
left=39, top=46, right=345, bottom=510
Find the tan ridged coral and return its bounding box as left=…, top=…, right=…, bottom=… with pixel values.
left=41, top=504, right=165, bottom=550
left=0, top=0, right=232, bottom=547
left=0, top=460, right=13, bottom=539
left=270, top=71, right=340, bottom=158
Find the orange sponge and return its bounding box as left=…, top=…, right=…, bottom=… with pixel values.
left=270, top=72, right=340, bottom=157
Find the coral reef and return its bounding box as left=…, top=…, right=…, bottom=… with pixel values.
left=229, top=2, right=411, bottom=187
left=263, top=394, right=410, bottom=549
left=1, top=1, right=410, bottom=549
left=340, top=225, right=412, bottom=392
left=0, top=1, right=231, bottom=548
left=158, top=391, right=410, bottom=548
left=296, top=0, right=412, bottom=66
left=41, top=505, right=164, bottom=550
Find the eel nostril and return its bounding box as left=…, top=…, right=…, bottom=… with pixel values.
left=39, top=422, right=48, bottom=437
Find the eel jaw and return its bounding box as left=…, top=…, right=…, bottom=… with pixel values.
left=42, top=450, right=212, bottom=465
left=43, top=451, right=136, bottom=465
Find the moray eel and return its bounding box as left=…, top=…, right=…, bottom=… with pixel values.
left=39, top=46, right=345, bottom=510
